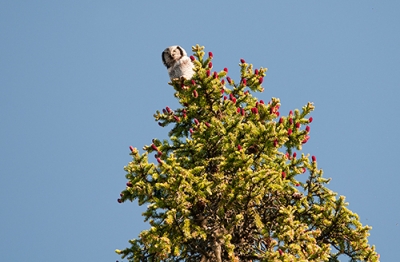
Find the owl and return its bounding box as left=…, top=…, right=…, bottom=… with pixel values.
left=162, top=45, right=194, bottom=80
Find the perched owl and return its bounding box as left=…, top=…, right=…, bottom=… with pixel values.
left=162, top=45, right=194, bottom=80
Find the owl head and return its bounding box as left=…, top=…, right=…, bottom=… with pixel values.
left=162, top=45, right=187, bottom=69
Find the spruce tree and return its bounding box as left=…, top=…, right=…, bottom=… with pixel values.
left=116, top=45, right=379, bottom=262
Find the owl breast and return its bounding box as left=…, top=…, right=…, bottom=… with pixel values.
left=168, top=56, right=194, bottom=80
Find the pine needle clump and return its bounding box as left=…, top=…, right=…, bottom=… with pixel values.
left=116, top=45, right=379, bottom=262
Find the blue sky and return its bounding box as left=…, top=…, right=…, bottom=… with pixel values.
left=1, top=1, right=399, bottom=261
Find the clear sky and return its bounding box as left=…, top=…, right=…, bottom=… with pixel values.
left=1, top=1, right=399, bottom=261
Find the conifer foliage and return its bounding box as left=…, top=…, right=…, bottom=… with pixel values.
left=116, top=45, right=379, bottom=261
